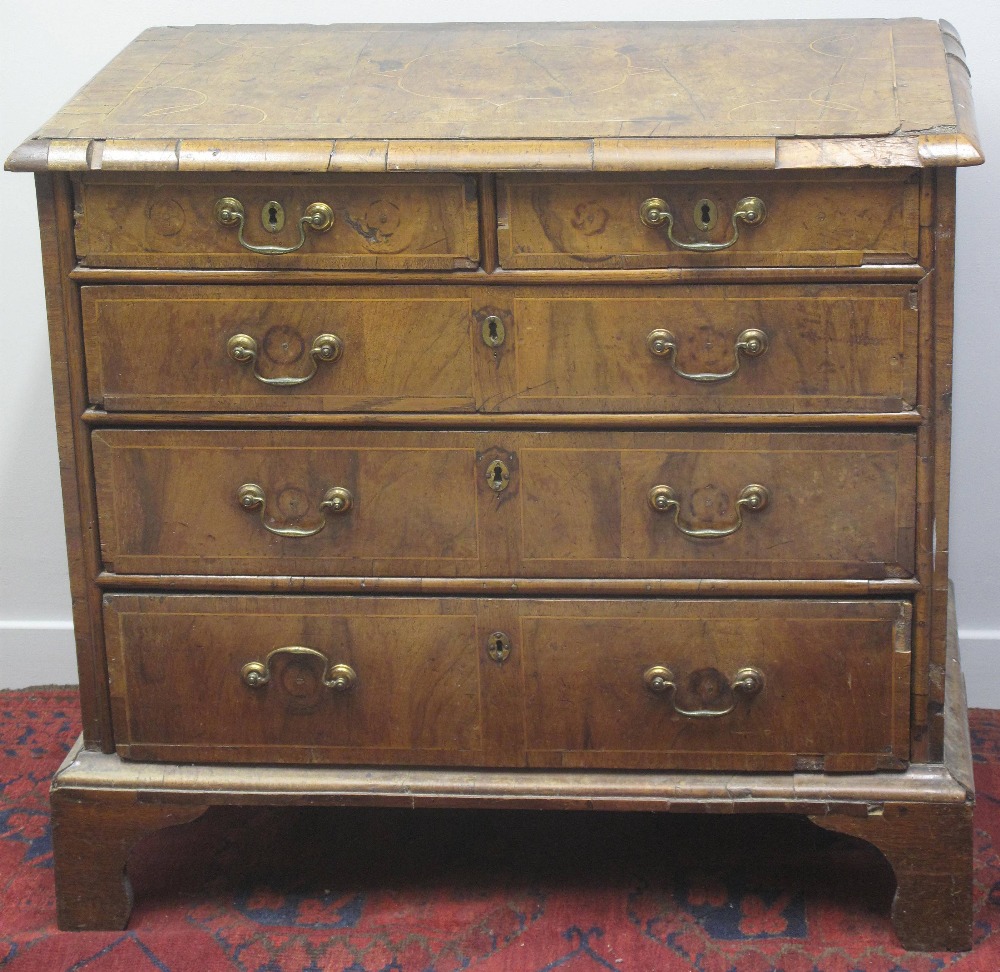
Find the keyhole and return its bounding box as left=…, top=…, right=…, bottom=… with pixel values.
left=486, top=459, right=510, bottom=492
left=481, top=314, right=505, bottom=348
left=693, top=198, right=717, bottom=232
left=261, top=200, right=285, bottom=233
left=487, top=630, right=511, bottom=662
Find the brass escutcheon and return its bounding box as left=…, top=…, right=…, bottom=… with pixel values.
left=693, top=198, right=718, bottom=232
left=261, top=200, right=286, bottom=234
left=487, top=631, right=511, bottom=663
left=642, top=664, right=764, bottom=718
left=486, top=459, right=510, bottom=492
left=482, top=314, right=505, bottom=348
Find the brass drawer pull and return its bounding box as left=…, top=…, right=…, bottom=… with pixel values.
left=647, top=327, right=768, bottom=382
left=215, top=196, right=334, bottom=254
left=241, top=646, right=357, bottom=691
left=227, top=332, right=343, bottom=386
left=639, top=196, right=766, bottom=252
left=237, top=483, right=352, bottom=538
left=643, top=665, right=764, bottom=718
left=648, top=483, right=769, bottom=539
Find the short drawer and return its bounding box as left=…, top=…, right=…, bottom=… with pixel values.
left=72, top=174, right=480, bottom=270
left=81, top=282, right=919, bottom=415
left=484, top=282, right=919, bottom=414
left=519, top=598, right=911, bottom=772
left=81, top=285, right=480, bottom=413
left=498, top=172, right=921, bottom=269
left=92, top=429, right=915, bottom=581
left=104, top=595, right=490, bottom=765
left=103, top=594, right=911, bottom=772
left=92, top=429, right=483, bottom=579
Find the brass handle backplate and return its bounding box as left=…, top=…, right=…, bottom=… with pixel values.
left=242, top=646, right=357, bottom=691
left=643, top=665, right=763, bottom=718
left=215, top=196, right=334, bottom=254
left=639, top=196, right=766, bottom=252
left=648, top=483, right=769, bottom=539
left=228, top=332, right=343, bottom=386
left=237, top=483, right=352, bottom=538
left=647, top=328, right=768, bottom=382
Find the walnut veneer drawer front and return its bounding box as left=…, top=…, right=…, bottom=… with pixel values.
left=520, top=599, right=911, bottom=772
left=81, top=285, right=479, bottom=413
left=104, top=595, right=489, bottom=766
left=498, top=172, right=921, bottom=269
left=92, top=429, right=915, bottom=580
left=72, top=174, right=480, bottom=270
left=81, top=283, right=919, bottom=415
left=104, top=594, right=910, bottom=772
left=489, top=283, right=919, bottom=414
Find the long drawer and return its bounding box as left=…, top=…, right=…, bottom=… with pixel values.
left=104, top=594, right=911, bottom=771
left=72, top=174, right=481, bottom=270
left=81, top=283, right=919, bottom=414
left=498, top=171, right=921, bottom=269
left=92, top=429, right=915, bottom=580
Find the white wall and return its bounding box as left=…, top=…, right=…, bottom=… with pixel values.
left=2, top=0, right=998, bottom=703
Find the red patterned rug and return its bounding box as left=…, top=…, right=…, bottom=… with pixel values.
left=1, top=689, right=998, bottom=971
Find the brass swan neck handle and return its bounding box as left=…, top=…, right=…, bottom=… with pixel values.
left=648, top=483, right=769, bottom=539
left=647, top=327, right=768, bottom=382
left=227, top=332, right=343, bottom=386
left=643, top=665, right=764, bottom=718
left=639, top=195, right=766, bottom=252
left=215, top=196, right=334, bottom=255
left=241, top=646, right=357, bottom=692
left=237, top=483, right=353, bottom=538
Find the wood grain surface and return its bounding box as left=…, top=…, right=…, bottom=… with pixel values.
left=90, top=429, right=915, bottom=581
left=498, top=172, right=922, bottom=269
left=72, top=174, right=480, bottom=270
left=13, top=16, right=980, bottom=949
left=5, top=20, right=982, bottom=171
left=80, top=282, right=919, bottom=415
left=103, top=594, right=909, bottom=772
left=104, top=595, right=487, bottom=766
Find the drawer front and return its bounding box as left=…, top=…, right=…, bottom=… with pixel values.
left=93, top=430, right=915, bottom=580
left=103, top=594, right=910, bottom=772
left=92, top=430, right=482, bottom=578
left=485, top=283, right=919, bottom=414
left=82, top=285, right=479, bottom=413
left=498, top=172, right=921, bottom=269
left=518, top=599, right=911, bottom=772
left=81, top=283, right=919, bottom=415
left=72, top=175, right=480, bottom=270
left=104, top=595, right=491, bottom=765
left=513, top=430, right=915, bottom=579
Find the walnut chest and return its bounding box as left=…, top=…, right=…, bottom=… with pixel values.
left=6, top=19, right=983, bottom=949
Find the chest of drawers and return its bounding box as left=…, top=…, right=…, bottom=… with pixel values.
left=7, top=19, right=982, bottom=949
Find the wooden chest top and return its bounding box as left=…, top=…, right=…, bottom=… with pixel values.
left=5, top=19, right=982, bottom=173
